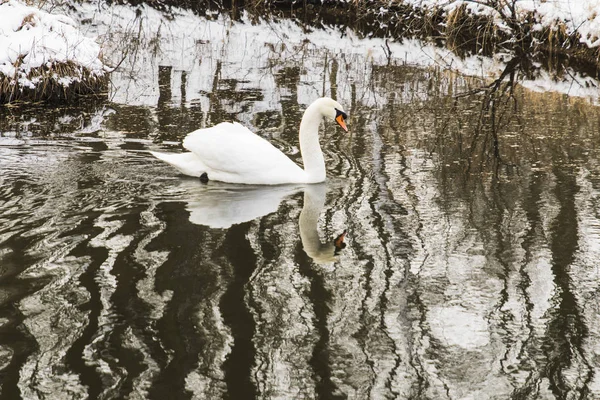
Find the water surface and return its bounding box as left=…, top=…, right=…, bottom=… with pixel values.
left=1, top=7, right=600, bottom=400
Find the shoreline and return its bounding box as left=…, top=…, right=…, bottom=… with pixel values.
left=261, top=1, right=600, bottom=75
left=2, top=0, right=600, bottom=104
left=0, top=0, right=108, bottom=104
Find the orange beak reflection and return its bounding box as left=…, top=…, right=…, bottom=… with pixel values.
left=334, top=230, right=347, bottom=255
left=335, top=114, right=348, bottom=132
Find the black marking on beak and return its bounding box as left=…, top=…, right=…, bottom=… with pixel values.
left=334, top=108, right=348, bottom=132
left=335, top=108, right=348, bottom=120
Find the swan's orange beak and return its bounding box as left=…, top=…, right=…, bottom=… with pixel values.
left=336, top=114, right=348, bottom=132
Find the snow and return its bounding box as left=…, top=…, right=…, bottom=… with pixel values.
left=2, top=0, right=600, bottom=102
left=400, top=0, right=600, bottom=48
left=0, top=0, right=106, bottom=90
left=63, top=2, right=598, bottom=107
left=519, top=0, right=600, bottom=47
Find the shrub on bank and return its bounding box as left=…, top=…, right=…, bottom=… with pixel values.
left=0, top=0, right=108, bottom=103
left=241, top=0, right=600, bottom=70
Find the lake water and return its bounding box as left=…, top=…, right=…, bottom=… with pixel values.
left=1, top=4, right=600, bottom=400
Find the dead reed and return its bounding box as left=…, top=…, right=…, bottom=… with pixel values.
left=240, top=0, right=600, bottom=71
left=0, top=60, right=108, bottom=104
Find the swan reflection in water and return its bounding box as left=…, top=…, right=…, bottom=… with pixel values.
left=174, top=181, right=346, bottom=263
left=298, top=184, right=346, bottom=264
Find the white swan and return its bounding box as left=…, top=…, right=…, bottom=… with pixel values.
left=150, top=97, right=348, bottom=185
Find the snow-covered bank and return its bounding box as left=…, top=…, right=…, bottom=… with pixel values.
left=4, top=0, right=599, bottom=106
left=53, top=2, right=599, bottom=109
left=399, top=0, right=600, bottom=49
left=0, top=0, right=108, bottom=103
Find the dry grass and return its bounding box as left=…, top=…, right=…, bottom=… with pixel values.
left=18, top=13, right=37, bottom=30
left=0, top=5, right=108, bottom=104
left=239, top=0, right=600, bottom=71
left=0, top=60, right=108, bottom=104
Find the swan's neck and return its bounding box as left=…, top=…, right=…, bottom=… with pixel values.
left=299, top=105, right=326, bottom=182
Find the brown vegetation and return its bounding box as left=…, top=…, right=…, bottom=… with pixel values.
left=0, top=5, right=108, bottom=105
left=235, top=0, right=600, bottom=74
left=0, top=60, right=108, bottom=104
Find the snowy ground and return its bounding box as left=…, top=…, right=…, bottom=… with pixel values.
left=399, top=0, right=600, bottom=49
left=59, top=1, right=599, bottom=108
left=1, top=0, right=600, bottom=103
left=0, top=0, right=106, bottom=93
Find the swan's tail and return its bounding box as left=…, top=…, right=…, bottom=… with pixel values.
left=149, top=151, right=207, bottom=177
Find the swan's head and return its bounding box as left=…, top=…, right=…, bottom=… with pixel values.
left=314, top=97, right=348, bottom=132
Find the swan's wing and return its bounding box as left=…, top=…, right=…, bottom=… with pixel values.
left=182, top=122, right=304, bottom=181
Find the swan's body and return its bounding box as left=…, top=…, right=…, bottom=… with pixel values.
left=150, top=97, right=347, bottom=185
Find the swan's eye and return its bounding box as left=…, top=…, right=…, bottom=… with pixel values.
left=335, top=108, right=347, bottom=120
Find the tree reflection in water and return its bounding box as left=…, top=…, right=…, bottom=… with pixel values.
left=1, top=8, right=600, bottom=400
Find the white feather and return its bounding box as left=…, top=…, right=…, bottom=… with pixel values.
left=150, top=97, right=346, bottom=185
